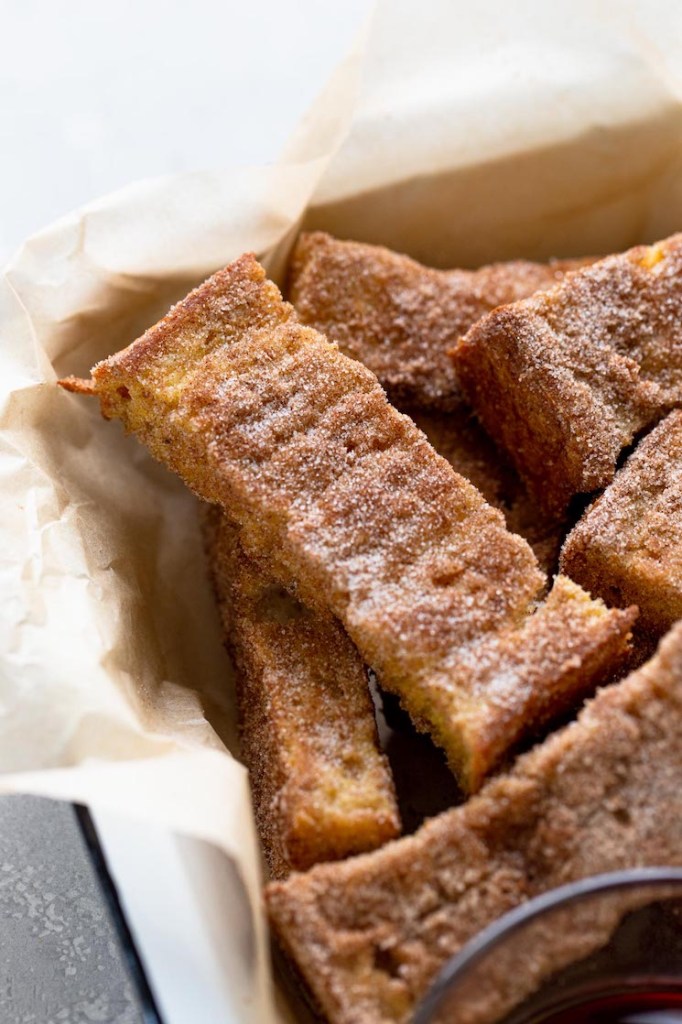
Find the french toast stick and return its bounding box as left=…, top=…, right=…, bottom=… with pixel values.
left=453, top=235, right=682, bottom=513
left=62, top=255, right=630, bottom=790
left=266, top=621, right=682, bottom=1024
left=289, top=232, right=591, bottom=413
left=203, top=508, right=400, bottom=878
left=439, top=574, right=635, bottom=788
left=561, top=409, right=682, bottom=641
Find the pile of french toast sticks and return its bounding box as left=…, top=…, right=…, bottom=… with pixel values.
left=61, top=230, right=682, bottom=1024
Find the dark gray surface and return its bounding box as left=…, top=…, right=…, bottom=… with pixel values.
left=0, top=796, right=145, bottom=1024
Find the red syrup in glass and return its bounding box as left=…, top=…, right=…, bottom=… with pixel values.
left=537, top=989, right=682, bottom=1024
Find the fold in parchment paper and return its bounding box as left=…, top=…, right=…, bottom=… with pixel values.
left=1, top=1, right=682, bottom=1020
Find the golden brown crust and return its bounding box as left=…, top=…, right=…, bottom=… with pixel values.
left=289, top=232, right=592, bottom=412
left=289, top=233, right=573, bottom=573
left=266, top=622, right=682, bottom=1024
left=453, top=235, right=682, bottom=513
left=58, top=375, right=96, bottom=395
left=404, top=407, right=518, bottom=510
left=451, top=575, right=636, bottom=789
left=408, top=407, right=565, bottom=574
left=203, top=508, right=400, bottom=878
left=561, top=410, right=682, bottom=639
left=87, top=255, right=631, bottom=792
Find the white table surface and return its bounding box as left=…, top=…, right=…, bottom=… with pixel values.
left=1, top=0, right=370, bottom=267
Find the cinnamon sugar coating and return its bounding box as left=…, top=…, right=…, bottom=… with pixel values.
left=289, top=232, right=592, bottom=413
left=453, top=235, right=682, bottom=513
left=290, top=232, right=573, bottom=569
left=405, top=407, right=518, bottom=508
left=76, top=254, right=635, bottom=791
left=409, top=408, right=564, bottom=574
left=203, top=508, right=400, bottom=878
left=443, top=575, right=635, bottom=790
left=266, top=622, right=682, bottom=1024
left=561, top=410, right=682, bottom=639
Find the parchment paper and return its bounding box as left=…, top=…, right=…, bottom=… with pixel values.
left=2, top=1, right=682, bottom=1020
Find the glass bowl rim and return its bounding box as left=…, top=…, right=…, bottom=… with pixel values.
left=413, top=866, right=682, bottom=1024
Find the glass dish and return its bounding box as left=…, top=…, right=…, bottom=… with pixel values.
left=414, top=868, right=682, bottom=1024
